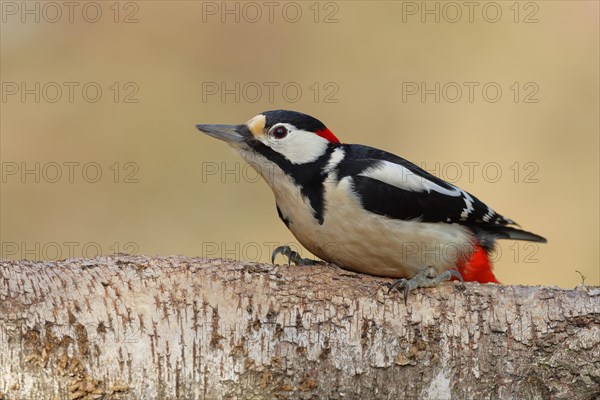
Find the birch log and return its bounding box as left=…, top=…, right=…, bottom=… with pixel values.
left=0, top=256, right=599, bottom=400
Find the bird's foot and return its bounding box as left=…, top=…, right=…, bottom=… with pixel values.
left=388, top=266, right=464, bottom=304
left=271, top=245, right=321, bottom=266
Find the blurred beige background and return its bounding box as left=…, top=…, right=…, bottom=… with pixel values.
left=1, top=1, right=598, bottom=288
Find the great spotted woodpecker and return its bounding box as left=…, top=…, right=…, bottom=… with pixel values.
left=196, top=110, right=546, bottom=299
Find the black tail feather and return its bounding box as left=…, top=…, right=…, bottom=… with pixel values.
left=479, top=226, right=547, bottom=243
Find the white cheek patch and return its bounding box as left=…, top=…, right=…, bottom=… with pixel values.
left=266, top=125, right=330, bottom=164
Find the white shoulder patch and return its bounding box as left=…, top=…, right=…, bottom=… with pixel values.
left=324, top=147, right=345, bottom=174
left=359, top=160, right=461, bottom=197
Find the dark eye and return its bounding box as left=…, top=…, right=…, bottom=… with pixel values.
left=272, top=126, right=288, bottom=139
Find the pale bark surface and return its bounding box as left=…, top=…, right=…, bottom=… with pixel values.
left=0, top=256, right=598, bottom=400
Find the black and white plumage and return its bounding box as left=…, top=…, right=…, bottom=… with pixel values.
left=197, top=110, right=546, bottom=281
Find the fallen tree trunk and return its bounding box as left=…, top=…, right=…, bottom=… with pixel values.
left=0, top=256, right=598, bottom=400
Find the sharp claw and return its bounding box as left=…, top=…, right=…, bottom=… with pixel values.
left=272, top=245, right=293, bottom=264
left=271, top=245, right=319, bottom=267
left=271, top=246, right=284, bottom=264
left=387, top=267, right=464, bottom=304
left=447, top=269, right=464, bottom=282
left=388, top=278, right=411, bottom=305
left=388, top=278, right=405, bottom=294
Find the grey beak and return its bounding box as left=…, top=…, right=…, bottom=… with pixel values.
left=196, top=124, right=248, bottom=143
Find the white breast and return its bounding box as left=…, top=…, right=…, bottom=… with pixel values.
left=237, top=148, right=474, bottom=278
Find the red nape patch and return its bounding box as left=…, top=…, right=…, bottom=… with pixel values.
left=316, top=128, right=340, bottom=144
left=454, top=244, right=500, bottom=284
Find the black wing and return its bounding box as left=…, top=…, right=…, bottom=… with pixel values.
left=335, top=144, right=546, bottom=242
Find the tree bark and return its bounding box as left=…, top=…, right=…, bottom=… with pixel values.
left=0, top=256, right=598, bottom=400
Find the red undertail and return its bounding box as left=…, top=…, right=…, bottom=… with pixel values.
left=454, top=244, right=499, bottom=284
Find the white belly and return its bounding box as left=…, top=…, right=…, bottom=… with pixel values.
left=275, top=176, right=474, bottom=278
left=237, top=148, right=474, bottom=278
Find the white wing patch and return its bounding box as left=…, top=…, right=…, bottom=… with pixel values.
left=359, top=160, right=484, bottom=222
left=460, top=192, right=475, bottom=220
left=482, top=206, right=495, bottom=222
left=359, top=161, right=461, bottom=197
left=324, top=147, right=345, bottom=174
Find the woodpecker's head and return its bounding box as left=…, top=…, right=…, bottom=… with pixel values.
left=196, top=110, right=340, bottom=166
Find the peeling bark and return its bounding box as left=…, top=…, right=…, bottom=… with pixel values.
left=0, top=256, right=599, bottom=400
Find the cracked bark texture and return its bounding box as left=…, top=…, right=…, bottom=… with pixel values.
left=0, top=256, right=599, bottom=400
